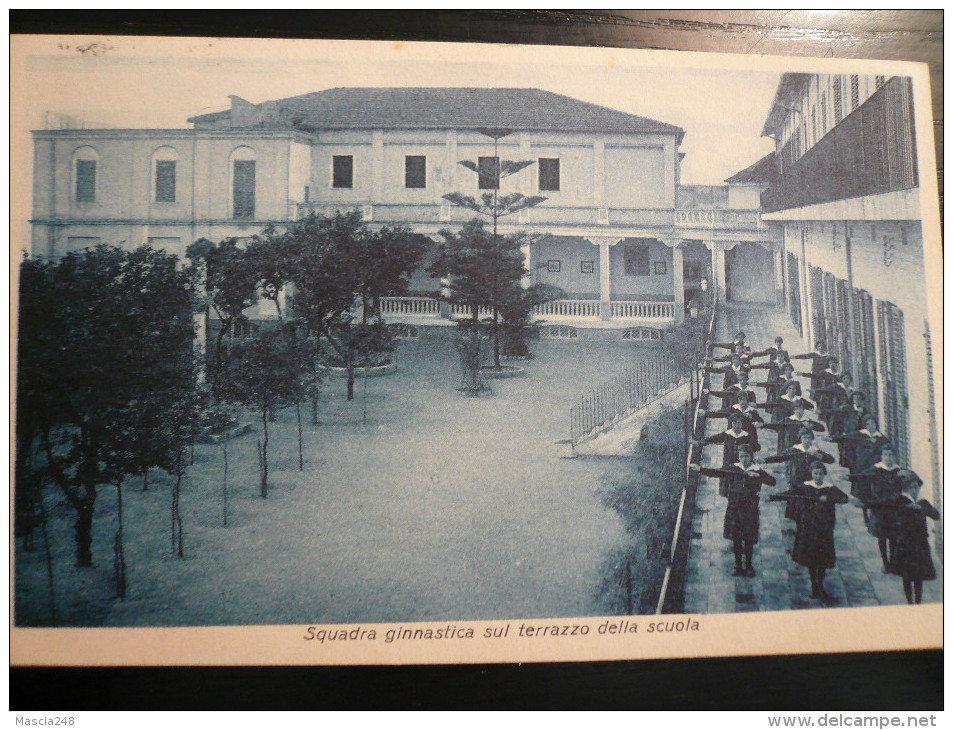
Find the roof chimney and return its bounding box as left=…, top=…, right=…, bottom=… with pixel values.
left=228, top=95, right=259, bottom=128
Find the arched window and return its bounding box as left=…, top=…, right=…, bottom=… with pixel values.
left=152, top=146, right=178, bottom=203
left=71, top=146, right=99, bottom=203
left=229, top=146, right=256, bottom=219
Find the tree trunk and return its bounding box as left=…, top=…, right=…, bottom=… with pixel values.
left=493, top=307, right=501, bottom=368
left=114, top=481, right=126, bottom=599
left=222, top=440, right=229, bottom=527
left=259, top=405, right=269, bottom=498
left=346, top=361, right=355, bottom=401
left=296, top=400, right=304, bottom=471
left=171, top=451, right=185, bottom=558
left=142, top=470, right=149, bottom=492
left=362, top=362, right=369, bottom=425
left=74, top=500, right=94, bottom=567
left=311, top=395, right=319, bottom=425
left=37, top=482, right=56, bottom=625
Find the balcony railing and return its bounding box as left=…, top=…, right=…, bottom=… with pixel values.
left=533, top=299, right=601, bottom=318
left=380, top=296, right=442, bottom=317
left=296, top=202, right=766, bottom=235
left=611, top=300, right=676, bottom=320
left=379, top=296, right=676, bottom=323
left=763, top=75, right=917, bottom=212
left=674, top=208, right=763, bottom=229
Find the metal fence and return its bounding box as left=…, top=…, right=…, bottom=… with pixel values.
left=656, top=308, right=717, bottom=615
left=570, top=351, right=689, bottom=447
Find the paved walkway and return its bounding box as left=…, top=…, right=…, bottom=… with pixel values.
left=683, top=302, right=942, bottom=613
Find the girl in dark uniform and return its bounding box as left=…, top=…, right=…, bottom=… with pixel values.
left=751, top=335, right=787, bottom=362
left=762, top=397, right=825, bottom=453
left=764, top=380, right=814, bottom=425
left=831, top=413, right=890, bottom=479
left=701, top=390, right=765, bottom=434
left=771, top=461, right=848, bottom=603
left=691, top=445, right=776, bottom=577
left=764, top=427, right=836, bottom=520
left=705, top=354, right=749, bottom=409
left=816, top=371, right=855, bottom=439
left=758, top=363, right=802, bottom=417
left=888, top=471, right=940, bottom=604
left=849, top=445, right=903, bottom=571
left=796, top=356, right=840, bottom=430
left=711, top=330, right=750, bottom=358
left=791, top=342, right=834, bottom=374
left=693, top=412, right=761, bottom=498
left=705, top=370, right=756, bottom=411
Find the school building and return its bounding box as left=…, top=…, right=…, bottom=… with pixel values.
left=759, top=72, right=941, bottom=537
left=29, top=86, right=782, bottom=336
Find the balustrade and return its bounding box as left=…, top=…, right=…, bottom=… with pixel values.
left=379, top=296, right=441, bottom=317
left=533, top=299, right=601, bottom=318
left=611, top=300, right=675, bottom=320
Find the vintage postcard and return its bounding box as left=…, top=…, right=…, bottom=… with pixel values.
left=10, top=36, right=941, bottom=666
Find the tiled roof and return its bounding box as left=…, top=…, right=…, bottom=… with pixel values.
left=188, top=87, right=684, bottom=141
left=725, top=152, right=778, bottom=186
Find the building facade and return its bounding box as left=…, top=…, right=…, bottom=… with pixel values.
left=31, top=87, right=779, bottom=334
left=759, top=73, right=940, bottom=544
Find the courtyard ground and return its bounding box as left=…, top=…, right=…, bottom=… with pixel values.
left=15, top=330, right=672, bottom=627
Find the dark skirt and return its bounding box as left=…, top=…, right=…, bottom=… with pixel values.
left=867, top=506, right=898, bottom=540
left=888, top=512, right=937, bottom=581
left=792, top=501, right=837, bottom=569
left=723, top=493, right=760, bottom=543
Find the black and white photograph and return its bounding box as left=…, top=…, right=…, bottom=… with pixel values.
left=10, top=33, right=941, bottom=668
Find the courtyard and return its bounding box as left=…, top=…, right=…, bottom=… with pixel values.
left=15, top=332, right=669, bottom=627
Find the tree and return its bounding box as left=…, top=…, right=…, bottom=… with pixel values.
left=497, top=282, right=565, bottom=358
left=247, top=227, right=294, bottom=321
left=185, top=237, right=259, bottom=390
left=220, top=326, right=316, bottom=497
left=439, top=132, right=547, bottom=368
left=427, top=219, right=527, bottom=369
left=356, top=224, right=429, bottom=324
left=16, top=245, right=195, bottom=567
left=284, top=212, right=363, bottom=401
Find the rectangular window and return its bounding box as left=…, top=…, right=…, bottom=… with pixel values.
left=155, top=160, right=176, bottom=203
left=623, top=242, right=650, bottom=276
left=75, top=160, right=96, bottom=202
left=875, top=75, right=886, bottom=89
left=332, top=155, right=353, bottom=189
left=850, top=75, right=860, bottom=111
left=833, top=77, right=843, bottom=123
left=232, top=160, right=255, bottom=219
left=405, top=155, right=426, bottom=189
left=478, top=156, right=499, bottom=190
left=538, top=158, right=560, bottom=191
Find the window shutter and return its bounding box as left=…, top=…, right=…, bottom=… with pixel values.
left=404, top=155, right=426, bottom=188
left=155, top=160, right=176, bottom=202
left=478, top=156, right=500, bottom=190
left=332, top=155, right=354, bottom=189
left=76, top=159, right=96, bottom=202
left=233, top=160, right=255, bottom=219
left=538, top=158, right=560, bottom=191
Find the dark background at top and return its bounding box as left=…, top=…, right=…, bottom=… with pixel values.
left=9, top=9, right=943, bottom=711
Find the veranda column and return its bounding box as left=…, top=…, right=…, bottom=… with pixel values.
left=672, top=243, right=685, bottom=323
left=372, top=130, right=384, bottom=205
left=521, top=242, right=532, bottom=289
left=599, top=238, right=612, bottom=321
left=709, top=241, right=727, bottom=306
